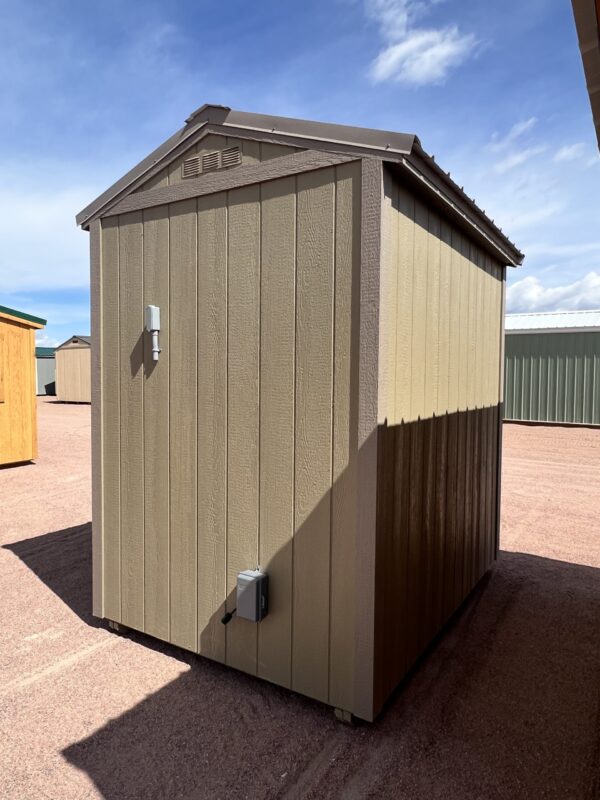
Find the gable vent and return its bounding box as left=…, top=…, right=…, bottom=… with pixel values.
left=202, top=151, right=220, bottom=172
left=182, top=155, right=202, bottom=179
left=221, top=146, right=242, bottom=168
left=181, top=145, right=242, bottom=179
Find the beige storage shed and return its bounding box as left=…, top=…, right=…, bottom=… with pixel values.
left=77, top=105, right=523, bottom=722
left=55, top=335, right=91, bottom=403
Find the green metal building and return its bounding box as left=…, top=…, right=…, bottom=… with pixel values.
left=505, top=310, right=600, bottom=425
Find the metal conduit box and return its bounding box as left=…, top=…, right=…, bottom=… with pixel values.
left=78, top=103, right=523, bottom=721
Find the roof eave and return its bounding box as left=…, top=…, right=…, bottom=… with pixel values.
left=571, top=0, right=600, bottom=149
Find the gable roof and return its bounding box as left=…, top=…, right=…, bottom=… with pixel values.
left=0, top=304, right=46, bottom=329
left=35, top=347, right=55, bottom=357
left=56, top=335, right=91, bottom=349
left=76, top=104, right=523, bottom=266
left=506, top=310, right=600, bottom=333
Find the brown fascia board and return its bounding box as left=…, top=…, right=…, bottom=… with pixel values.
left=572, top=0, right=600, bottom=148
left=76, top=104, right=524, bottom=265
left=399, top=143, right=524, bottom=266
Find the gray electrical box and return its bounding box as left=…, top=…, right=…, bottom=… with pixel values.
left=236, top=570, right=268, bottom=622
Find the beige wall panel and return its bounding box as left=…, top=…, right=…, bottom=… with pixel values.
left=169, top=199, right=198, bottom=651
left=257, top=176, right=296, bottom=688
left=226, top=184, right=260, bottom=675
left=437, top=221, right=452, bottom=413
left=466, top=241, right=477, bottom=408
left=410, top=201, right=428, bottom=421
left=101, top=217, right=121, bottom=622
left=329, top=161, right=361, bottom=711
left=293, top=167, right=335, bottom=703
left=260, top=142, right=299, bottom=160
left=378, top=169, right=399, bottom=421
left=395, top=186, right=415, bottom=423
left=119, top=212, right=145, bottom=631
left=98, top=163, right=363, bottom=713
left=143, top=206, right=170, bottom=641
left=197, top=192, right=227, bottom=663
left=226, top=136, right=260, bottom=165
left=456, top=232, right=469, bottom=411
left=424, top=211, right=440, bottom=419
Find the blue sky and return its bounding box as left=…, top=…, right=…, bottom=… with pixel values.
left=0, top=0, right=599, bottom=346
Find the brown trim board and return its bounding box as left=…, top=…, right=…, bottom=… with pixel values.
left=354, top=157, right=382, bottom=721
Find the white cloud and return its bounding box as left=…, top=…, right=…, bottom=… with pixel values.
left=370, top=26, right=476, bottom=85
left=553, top=143, right=586, bottom=163
left=493, top=145, right=546, bottom=174
left=507, top=271, right=600, bottom=313
left=35, top=331, right=61, bottom=347
left=366, top=0, right=478, bottom=86
left=489, top=117, right=536, bottom=152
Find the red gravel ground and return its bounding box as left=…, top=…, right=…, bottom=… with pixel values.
left=1, top=400, right=598, bottom=800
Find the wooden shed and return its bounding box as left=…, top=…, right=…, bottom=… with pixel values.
left=77, top=105, right=523, bottom=722
left=0, top=305, right=46, bottom=466
left=55, top=335, right=91, bottom=403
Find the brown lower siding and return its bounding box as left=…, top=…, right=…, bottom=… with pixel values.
left=373, top=404, right=501, bottom=715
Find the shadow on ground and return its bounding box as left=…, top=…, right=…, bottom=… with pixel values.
left=5, top=525, right=599, bottom=799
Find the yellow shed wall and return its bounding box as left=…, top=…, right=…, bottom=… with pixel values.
left=0, top=319, right=38, bottom=465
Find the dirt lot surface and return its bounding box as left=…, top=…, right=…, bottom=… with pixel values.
left=1, top=400, right=598, bottom=799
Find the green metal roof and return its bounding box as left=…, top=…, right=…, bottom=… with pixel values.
left=35, top=347, right=55, bottom=357
left=0, top=304, right=46, bottom=326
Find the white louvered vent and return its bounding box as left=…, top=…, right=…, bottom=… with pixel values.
left=182, top=154, right=202, bottom=179
left=181, top=146, right=242, bottom=179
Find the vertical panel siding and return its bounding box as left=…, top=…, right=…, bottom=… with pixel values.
left=143, top=206, right=170, bottom=641
left=504, top=331, right=600, bottom=425
left=329, top=161, right=361, bottom=710
left=169, top=199, right=198, bottom=651
left=119, top=211, right=145, bottom=631
left=0, top=320, right=38, bottom=465
left=257, top=176, right=296, bottom=687
left=293, top=167, right=335, bottom=703
left=55, top=348, right=91, bottom=402
left=100, top=164, right=360, bottom=712
left=226, top=184, right=261, bottom=675
left=374, top=407, right=500, bottom=716
left=380, top=168, right=504, bottom=424
left=374, top=166, right=505, bottom=717
left=197, top=193, right=227, bottom=663
left=101, top=218, right=121, bottom=622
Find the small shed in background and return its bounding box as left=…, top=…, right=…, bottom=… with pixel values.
left=77, top=104, right=523, bottom=721
left=0, top=305, right=46, bottom=466
left=505, top=310, right=600, bottom=425
left=35, top=347, right=56, bottom=396
left=55, top=335, right=91, bottom=403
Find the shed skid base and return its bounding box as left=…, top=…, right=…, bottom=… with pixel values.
left=334, top=708, right=355, bottom=725
left=107, top=620, right=127, bottom=633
